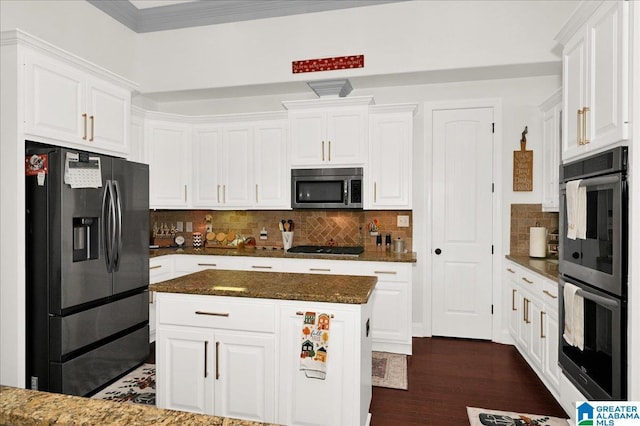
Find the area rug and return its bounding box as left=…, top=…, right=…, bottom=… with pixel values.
left=467, top=407, right=569, bottom=426
left=91, top=364, right=155, bottom=406
left=372, top=351, right=408, bottom=390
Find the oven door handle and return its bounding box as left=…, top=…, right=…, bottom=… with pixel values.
left=575, top=288, right=619, bottom=309
left=577, top=175, right=619, bottom=187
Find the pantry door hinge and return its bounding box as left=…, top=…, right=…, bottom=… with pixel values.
left=492, top=123, right=495, bottom=133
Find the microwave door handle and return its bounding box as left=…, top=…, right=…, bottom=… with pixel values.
left=577, top=175, right=620, bottom=187
left=344, top=180, right=349, bottom=205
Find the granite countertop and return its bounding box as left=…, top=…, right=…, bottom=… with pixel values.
left=149, top=269, right=377, bottom=304
left=150, top=246, right=417, bottom=263
left=506, top=255, right=559, bottom=281
left=0, top=386, right=277, bottom=426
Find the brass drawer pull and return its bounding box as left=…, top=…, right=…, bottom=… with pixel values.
left=506, top=268, right=516, bottom=274
left=149, top=265, right=162, bottom=270
left=521, top=277, right=534, bottom=284
left=374, top=271, right=397, bottom=275
left=197, top=263, right=217, bottom=267
left=195, top=311, right=229, bottom=317
left=543, top=290, right=558, bottom=299
left=309, top=268, right=331, bottom=272
left=251, top=265, right=273, bottom=269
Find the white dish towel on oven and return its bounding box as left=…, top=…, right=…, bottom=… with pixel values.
left=563, top=282, right=584, bottom=351
left=566, top=179, right=586, bottom=240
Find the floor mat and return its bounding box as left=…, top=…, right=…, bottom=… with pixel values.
left=91, top=364, right=155, bottom=406
left=467, top=406, right=569, bottom=426
left=372, top=351, right=408, bottom=390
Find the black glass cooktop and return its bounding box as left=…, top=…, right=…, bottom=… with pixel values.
left=287, top=245, right=364, bottom=256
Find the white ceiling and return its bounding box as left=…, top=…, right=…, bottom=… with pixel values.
left=88, top=0, right=408, bottom=33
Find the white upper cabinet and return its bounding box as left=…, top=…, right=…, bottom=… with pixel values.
left=539, top=90, right=561, bottom=212
left=146, top=117, right=192, bottom=208
left=366, top=104, right=416, bottom=210
left=284, top=97, right=372, bottom=167
left=556, top=1, right=629, bottom=162
left=254, top=121, right=289, bottom=209
left=24, top=49, right=132, bottom=156
left=192, top=125, right=223, bottom=207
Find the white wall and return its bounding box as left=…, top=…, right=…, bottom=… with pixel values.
left=0, top=0, right=137, bottom=80
left=134, top=1, right=577, bottom=93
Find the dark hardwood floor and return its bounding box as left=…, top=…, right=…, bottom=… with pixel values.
left=370, top=337, right=568, bottom=425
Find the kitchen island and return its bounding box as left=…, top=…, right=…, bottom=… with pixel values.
left=150, top=269, right=376, bottom=426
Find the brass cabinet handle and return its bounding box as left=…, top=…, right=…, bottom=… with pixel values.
left=374, top=182, right=377, bottom=203
left=255, top=184, right=259, bottom=203
left=309, top=268, right=331, bottom=272
left=184, top=185, right=187, bottom=203
left=374, top=270, right=397, bottom=275
left=328, top=141, right=331, bottom=161
left=321, top=141, right=325, bottom=161
left=217, top=185, right=221, bottom=203
left=522, top=277, right=534, bottom=285
left=223, top=185, right=226, bottom=203
left=524, top=298, right=531, bottom=324
left=215, top=341, right=220, bottom=380
left=149, top=265, right=162, bottom=270
left=204, top=341, right=208, bottom=378
left=512, top=289, right=517, bottom=311
left=82, top=113, right=87, bottom=140
left=582, top=107, right=590, bottom=144
left=89, top=115, right=94, bottom=141
left=195, top=311, right=229, bottom=317
left=197, top=263, right=217, bottom=267
left=149, top=291, right=154, bottom=305
left=543, top=289, right=558, bottom=299
left=251, top=265, right=273, bottom=269
left=577, top=109, right=583, bottom=145
left=506, top=268, right=516, bottom=274
left=540, top=311, right=546, bottom=338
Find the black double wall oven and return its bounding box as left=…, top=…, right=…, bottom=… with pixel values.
left=558, top=147, right=628, bottom=400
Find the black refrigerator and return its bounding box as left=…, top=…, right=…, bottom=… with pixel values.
left=25, top=141, right=149, bottom=397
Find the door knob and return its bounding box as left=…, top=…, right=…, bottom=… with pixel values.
left=435, top=248, right=442, bottom=255
left=572, top=252, right=580, bottom=259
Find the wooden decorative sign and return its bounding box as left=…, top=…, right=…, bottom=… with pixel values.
left=513, top=126, right=533, bottom=191
left=292, top=55, right=364, bottom=74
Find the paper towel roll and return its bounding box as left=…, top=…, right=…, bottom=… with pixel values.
left=529, top=227, right=547, bottom=258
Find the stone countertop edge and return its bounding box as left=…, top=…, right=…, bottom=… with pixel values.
left=505, top=254, right=559, bottom=282
left=149, top=269, right=377, bottom=304
left=0, top=386, right=278, bottom=426
left=150, top=246, right=417, bottom=263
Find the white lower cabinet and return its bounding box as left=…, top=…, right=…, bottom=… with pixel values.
left=504, top=260, right=560, bottom=398
left=149, top=256, right=176, bottom=343
left=156, top=293, right=276, bottom=422
left=278, top=300, right=372, bottom=426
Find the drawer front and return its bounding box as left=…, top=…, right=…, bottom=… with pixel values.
left=519, top=270, right=543, bottom=296
left=158, top=293, right=276, bottom=333
left=358, top=262, right=410, bottom=282
left=542, top=278, right=559, bottom=307
left=173, top=255, right=245, bottom=273
left=150, top=257, right=174, bottom=283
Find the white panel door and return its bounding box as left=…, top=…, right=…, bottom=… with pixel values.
left=157, top=326, right=214, bottom=414
left=432, top=108, right=494, bottom=339
left=214, top=331, right=275, bottom=423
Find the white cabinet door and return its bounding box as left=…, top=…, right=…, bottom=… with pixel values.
left=221, top=126, right=254, bottom=207
left=370, top=280, right=411, bottom=353
left=543, top=308, right=561, bottom=393
left=86, top=78, right=130, bottom=154
left=129, top=111, right=146, bottom=164
left=505, top=266, right=520, bottom=339
left=214, top=331, right=275, bottom=423
left=149, top=256, right=175, bottom=343
left=528, top=296, right=545, bottom=372
left=254, top=121, right=289, bottom=208
left=586, top=1, right=629, bottom=148
left=156, top=326, right=214, bottom=414
left=290, top=108, right=366, bottom=166
left=147, top=120, right=191, bottom=208
left=24, top=52, right=85, bottom=144
left=326, top=109, right=367, bottom=165
left=367, top=108, right=414, bottom=209
left=290, top=111, right=326, bottom=166
left=560, top=1, right=629, bottom=162
left=23, top=50, right=131, bottom=156
left=192, top=126, right=223, bottom=207
left=278, top=304, right=367, bottom=426
left=562, top=26, right=587, bottom=161
left=540, top=91, right=561, bottom=212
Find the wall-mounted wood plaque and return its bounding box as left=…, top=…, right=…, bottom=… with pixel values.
left=513, top=126, right=532, bottom=191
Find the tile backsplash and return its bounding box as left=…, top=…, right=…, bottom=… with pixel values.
left=510, top=204, right=559, bottom=257
left=150, top=210, right=413, bottom=252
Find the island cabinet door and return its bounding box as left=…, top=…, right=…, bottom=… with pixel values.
left=156, top=326, right=215, bottom=415
left=214, top=331, right=276, bottom=423
left=278, top=305, right=366, bottom=426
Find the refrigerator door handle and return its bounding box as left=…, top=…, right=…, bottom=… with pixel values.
left=108, top=181, right=118, bottom=273
left=112, top=180, right=123, bottom=272
left=101, top=180, right=113, bottom=273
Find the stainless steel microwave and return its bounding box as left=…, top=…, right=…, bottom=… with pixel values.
left=291, top=168, right=363, bottom=209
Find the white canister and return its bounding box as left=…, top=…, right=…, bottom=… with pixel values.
left=529, top=227, right=547, bottom=258
left=393, top=238, right=405, bottom=253
left=282, top=232, right=294, bottom=251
